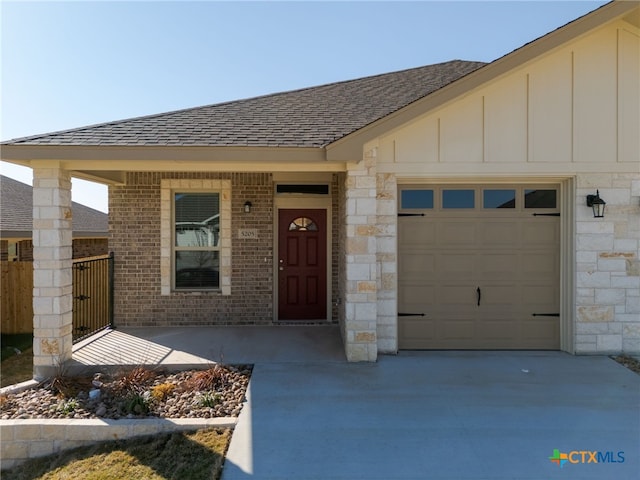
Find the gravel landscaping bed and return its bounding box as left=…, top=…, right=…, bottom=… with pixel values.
left=612, top=355, right=640, bottom=375
left=0, top=364, right=251, bottom=420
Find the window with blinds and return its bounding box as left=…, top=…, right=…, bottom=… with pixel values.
left=173, top=192, right=220, bottom=290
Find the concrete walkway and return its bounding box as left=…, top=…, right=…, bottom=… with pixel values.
left=222, top=351, right=640, bottom=480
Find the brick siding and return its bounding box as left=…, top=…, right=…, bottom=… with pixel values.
left=110, top=172, right=340, bottom=327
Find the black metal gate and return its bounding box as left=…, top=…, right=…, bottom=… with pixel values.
left=72, top=252, right=114, bottom=342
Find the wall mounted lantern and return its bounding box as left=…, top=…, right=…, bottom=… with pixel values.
left=586, top=190, right=606, bottom=218
left=244, top=201, right=252, bottom=213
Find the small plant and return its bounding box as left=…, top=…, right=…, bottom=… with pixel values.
left=0, top=394, right=9, bottom=408
left=182, top=365, right=228, bottom=392
left=40, top=355, right=93, bottom=398
left=151, top=382, right=175, bottom=401
left=121, top=391, right=151, bottom=415
left=111, top=366, right=155, bottom=396
left=196, top=391, right=222, bottom=408
left=53, top=398, right=79, bottom=415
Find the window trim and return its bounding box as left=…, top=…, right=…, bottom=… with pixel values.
left=160, top=179, right=231, bottom=295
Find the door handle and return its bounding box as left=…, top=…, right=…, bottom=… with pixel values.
left=477, top=287, right=481, bottom=306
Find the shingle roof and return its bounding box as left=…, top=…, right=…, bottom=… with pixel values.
left=0, top=175, right=108, bottom=237
left=5, top=60, right=486, bottom=148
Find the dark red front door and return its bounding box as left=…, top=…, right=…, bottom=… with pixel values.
left=278, top=209, right=327, bottom=320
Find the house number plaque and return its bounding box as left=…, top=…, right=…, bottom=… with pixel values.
left=237, top=229, right=258, bottom=239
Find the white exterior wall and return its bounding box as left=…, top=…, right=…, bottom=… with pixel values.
left=371, top=19, right=640, bottom=354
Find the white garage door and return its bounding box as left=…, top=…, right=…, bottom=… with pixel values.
left=398, top=185, right=560, bottom=350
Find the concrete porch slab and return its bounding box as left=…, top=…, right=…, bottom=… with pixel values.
left=70, top=326, right=345, bottom=370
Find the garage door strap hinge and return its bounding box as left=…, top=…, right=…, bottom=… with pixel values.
left=532, top=313, right=560, bottom=317
left=398, top=312, right=426, bottom=317
left=532, top=213, right=560, bottom=217
left=398, top=213, right=425, bottom=217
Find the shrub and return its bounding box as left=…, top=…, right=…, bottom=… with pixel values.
left=182, top=365, right=228, bottom=392
left=111, top=367, right=155, bottom=396
left=151, top=382, right=175, bottom=401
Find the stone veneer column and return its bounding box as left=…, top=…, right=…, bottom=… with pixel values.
left=32, top=167, right=73, bottom=379
left=342, top=150, right=378, bottom=361
left=376, top=173, right=398, bottom=353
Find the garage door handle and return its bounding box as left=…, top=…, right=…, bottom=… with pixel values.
left=532, top=313, right=560, bottom=317
left=398, top=313, right=425, bottom=317
left=476, top=287, right=481, bottom=306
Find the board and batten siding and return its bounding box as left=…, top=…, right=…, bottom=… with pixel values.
left=375, top=19, right=639, bottom=171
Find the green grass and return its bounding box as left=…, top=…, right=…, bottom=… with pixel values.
left=1, top=428, right=231, bottom=480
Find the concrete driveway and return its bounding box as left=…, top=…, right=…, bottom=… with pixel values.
left=222, top=351, right=639, bottom=480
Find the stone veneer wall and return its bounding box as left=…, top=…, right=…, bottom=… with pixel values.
left=109, top=172, right=340, bottom=327
left=32, top=168, right=74, bottom=375
left=575, top=174, right=640, bottom=354
left=376, top=172, right=398, bottom=353
left=339, top=152, right=379, bottom=361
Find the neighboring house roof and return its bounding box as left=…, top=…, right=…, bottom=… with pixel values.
left=0, top=175, right=108, bottom=239
left=3, top=60, right=486, bottom=148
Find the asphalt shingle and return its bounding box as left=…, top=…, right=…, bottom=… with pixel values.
left=5, top=60, right=486, bottom=148
left=0, top=175, right=108, bottom=235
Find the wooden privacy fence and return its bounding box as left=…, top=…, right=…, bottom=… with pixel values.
left=1, top=261, right=33, bottom=334
left=0, top=254, right=114, bottom=341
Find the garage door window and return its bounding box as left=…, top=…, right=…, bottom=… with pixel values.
left=525, top=189, right=557, bottom=209
left=399, top=185, right=559, bottom=213
left=442, top=189, right=475, bottom=209
left=401, top=189, right=434, bottom=209
left=483, top=189, right=516, bottom=209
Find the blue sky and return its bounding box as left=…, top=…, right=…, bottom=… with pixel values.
left=1, top=0, right=607, bottom=212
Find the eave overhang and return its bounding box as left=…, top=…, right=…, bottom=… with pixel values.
left=1, top=145, right=347, bottom=184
